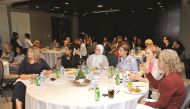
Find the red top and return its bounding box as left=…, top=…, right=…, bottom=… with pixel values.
left=145, top=73, right=187, bottom=109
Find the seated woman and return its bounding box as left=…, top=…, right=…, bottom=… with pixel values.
left=86, top=44, right=109, bottom=69
left=61, top=45, right=80, bottom=68
left=12, top=47, right=52, bottom=109
left=1, top=42, right=14, bottom=62
left=105, top=42, right=118, bottom=67
left=9, top=46, right=25, bottom=74
left=138, top=49, right=186, bottom=109
left=117, top=44, right=138, bottom=72
left=129, top=45, right=163, bottom=81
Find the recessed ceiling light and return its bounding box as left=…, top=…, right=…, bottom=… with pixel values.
left=105, top=13, right=109, bottom=15
left=131, top=10, right=135, bottom=13
left=64, top=10, right=67, bottom=13
left=160, top=5, right=164, bottom=8
left=148, top=7, right=154, bottom=10
left=65, top=2, right=69, bottom=5
left=157, top=2, right=161, bottom=5
left=54, top=6, right=60, bottom=9
left=74, top=12, right=78, bottom=15
left=97, top=4, right=104, bottom=8
left=51, top=8, right=55, bottom=11
left=35, top=5, right=39, bottom=9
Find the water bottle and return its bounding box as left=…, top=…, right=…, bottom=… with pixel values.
left=95, top=87, right=100, bottom=101
left=60, top=66, right=64, bottom=77
left=40, top=73, right=45, bottom=85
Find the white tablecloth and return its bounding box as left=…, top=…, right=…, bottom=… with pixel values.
left=25, top=70, right=149, bottom=109
left=41, top=50, right=64, bottom=68
left=2, top=60, right=9, bottom=75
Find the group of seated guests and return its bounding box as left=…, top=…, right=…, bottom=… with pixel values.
left=0, top=35, right=187, bottom=109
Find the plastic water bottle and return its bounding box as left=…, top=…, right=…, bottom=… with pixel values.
left=40, top=73, right=45, bottom=85
left=60, top=66, right=64, bottom=77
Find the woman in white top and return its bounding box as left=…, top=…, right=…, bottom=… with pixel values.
left=10, top=46, right=25, bottom=73
left=86, top=44, right=109, bottom=70
left=129, top=45, right=164, bottom=81
left=23, top=33, right=33, bottom=54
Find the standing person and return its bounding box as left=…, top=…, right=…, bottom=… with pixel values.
left=22, top=33, right=33, bottom=54
left=102, top=36, right=108, bottom=47
left=0, top=35, right=2, bottom=57
left=10, top=32, right=20, bottom=54
left=162, top=36, right=172, bottom=49
left=1, top=42, right=14, bottom=62
left=11, top=47, right=52, bottom=109
left=138, top=49, right=186, bottom=109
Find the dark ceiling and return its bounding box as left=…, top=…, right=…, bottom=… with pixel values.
left=11, top=0, right=181, bottom=16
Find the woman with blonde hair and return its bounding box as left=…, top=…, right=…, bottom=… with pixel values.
left=12, top=46, right=52, bottom=109
left=1, top=42, right=14, bottom=62
left=129, top=45, right=163, bottom=81
left=145, top=39, right=154, bottom=47
left=138, top=49, right=186, bottom=109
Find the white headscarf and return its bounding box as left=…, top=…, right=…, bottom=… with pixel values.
left=90, top=44, right=104, bottom=68
left=96, top=44, right=104, bottom=55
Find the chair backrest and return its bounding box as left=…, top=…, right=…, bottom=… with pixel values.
left=180, top=84, right=190, bottom=109
left=136, top=59, right=141, bottom=70
left=0, top=60, right=4, bottom=85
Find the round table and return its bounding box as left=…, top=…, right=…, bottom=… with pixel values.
left=41, top=50, right=64, bottom=68
left=25, top=70, right=149, bottom=109
left=1, top=60, right=9, bottom=75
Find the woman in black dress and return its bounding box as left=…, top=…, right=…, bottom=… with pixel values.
left=12, top=47, right=52, bottom=109
left=61, top=45, right=80, bottom=68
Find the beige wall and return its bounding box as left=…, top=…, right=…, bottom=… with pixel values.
left=0, top=4, right=10, bottom=42
left=11, top=8, right=52, bottom=47
left=180, top=0, right=190, bottom=58
left=11, top=12, right=31, bottom=39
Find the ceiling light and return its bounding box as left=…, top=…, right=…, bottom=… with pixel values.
left=83, top=14, right=86, bottom=16
left=131, top=10, right=135, bottom=13
left=35, top=5, right=39, bottom=9
left=74, top=12, right=78, bottom=15
left=105, top=13, right=109, bottom=15
left=65, top=2, right=69, bottom=5
left=97, top=4, right=104, bottom=8
left=64, top=10, right=67, bottom=13
left=148, top=7, right=154, bottom=10
left=92, top=9, right=120, bottom=13
left=157, top=2, right=161, bottom=5
left=51, top=8, right=55, bottom=11
left=160, top=5, right=164, bottom=8
left=162, top=8, right=165, bottom=11
left=54, top=6, right=60, bottom=9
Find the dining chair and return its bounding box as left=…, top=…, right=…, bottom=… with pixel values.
left=180, top=84, right=190, bottom=109
left=0, top=60, right=8, bottom=102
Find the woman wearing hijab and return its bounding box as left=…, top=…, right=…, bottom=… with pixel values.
left=86, top=44, right=109, bottom=70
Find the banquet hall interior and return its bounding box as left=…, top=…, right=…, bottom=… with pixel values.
left=0, top=0, right=190, bottom=109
